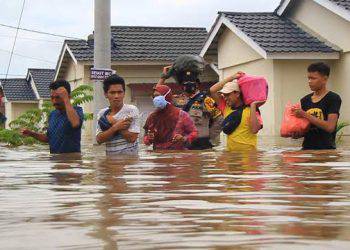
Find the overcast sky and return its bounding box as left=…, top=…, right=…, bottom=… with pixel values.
left=0, top=0, right=281, bottom=77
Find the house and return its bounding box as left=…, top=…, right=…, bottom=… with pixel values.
left=0, top=68, right=55, bottom=128
left=200, top=0, right=350, bottom=136
left=55, top=26, right=218, bottom=136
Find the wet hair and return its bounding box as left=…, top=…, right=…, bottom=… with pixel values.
left=307, top=62, right=330, bottom=77
left=103, top=74, right=125, bottom=93
left=49, top=79, right=71, bottom=94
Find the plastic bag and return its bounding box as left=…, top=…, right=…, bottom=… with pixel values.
left=280, top=102, right=310, bottom=138
left=237, top=73, right=268, bottom=105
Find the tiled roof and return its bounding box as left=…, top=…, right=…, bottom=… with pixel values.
left=329, top=0, right=350, bottom=11
left=66, top=26, right=208, bottom=61
left=29, top=68, right=55, bottom=99
left=220, top=12, right=337, bottom=53
left=0, top=78, right=37, bottom=101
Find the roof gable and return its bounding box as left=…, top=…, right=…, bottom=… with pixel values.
left=201, top=12, right=339, bottom=60
left=28, top=68, right=55, bottom=99
left=276, top=0, right=350, bottom=21
left=0, top=78, right=37, bottom=102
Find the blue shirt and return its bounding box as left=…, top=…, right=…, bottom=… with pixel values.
left=47, top=106, right=84, bottom=154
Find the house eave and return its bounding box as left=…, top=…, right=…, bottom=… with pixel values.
left=6, top=100, right=39, bottom=104
left=267, top=51, right=340, bottom=59
left=314, top=0, right=350, bottom=22
left=276, top=0, right=292, bottom=16
left=81, top=60, right=174, bottom=66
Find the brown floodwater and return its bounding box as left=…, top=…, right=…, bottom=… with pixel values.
left=1, top=137, right=350, bottom=249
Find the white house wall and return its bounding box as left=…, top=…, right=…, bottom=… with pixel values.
left=65, top=60, right=84, bottom=88
left=218, top=27, right=263, bottom=69
left=333, top=52, right=350, bottom=134
left=286, top=0, right=350, bottom=52
left=12, top=103, right=39, bottom=121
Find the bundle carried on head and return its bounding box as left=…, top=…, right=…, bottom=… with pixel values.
left=164, top=55, right=206, bottom=84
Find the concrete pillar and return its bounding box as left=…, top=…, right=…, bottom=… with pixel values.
left=4, top=102, right=12, bottom=129
left=92, top=0, right=111, bottom=141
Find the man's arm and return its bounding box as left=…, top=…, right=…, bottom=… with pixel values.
left=249, top=102, right=264, bottom=134
left=156, top=65, right=172, bottom=87
left=120, top=108, right=140, bottom=143
left=64, top=101, right=81, bottom=128
left=96, top=119, right=131, bottom=144
left=21, top=129, right=49, bottom=143
left=119, top=130, right=139, bottom=143
left=293, top=108, right=338, bottom=133
left=56, top=87, right=81, bottom=128
left=143, top=131, right=154, bottom=145
left=209, top=72, right=243, bottom=104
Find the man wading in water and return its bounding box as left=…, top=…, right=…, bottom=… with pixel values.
left=291, top=62, right=342, bottom=150
left=96, top=74, right=140, bottom=155
left=21, top=80, right=84, bottom=154
left=210, top=73, right=264, bottom=151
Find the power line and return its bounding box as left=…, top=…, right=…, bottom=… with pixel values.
left=4, top=0, right=26, bottom=81
left=0, top=73, right=26, bottom=77
left=0, top=23, right=83, bottom=40
left=0, top=48, right=56, bottom=64
left=0, top=34, right=63, bottom=44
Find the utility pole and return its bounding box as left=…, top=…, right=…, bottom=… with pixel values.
left=92, top=0, right=111, bottom=142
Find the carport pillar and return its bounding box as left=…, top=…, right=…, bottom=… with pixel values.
left=92, top=0, right=111, bottom=142
left=4, top=101, right=12, bottom=129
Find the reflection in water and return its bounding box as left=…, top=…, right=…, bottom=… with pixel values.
left=1, top=140, right=350, bottom=249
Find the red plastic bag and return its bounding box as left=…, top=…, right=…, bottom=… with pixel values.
left=280, top=102, right=310, bottom=138
left=237, top=73, right=268, bottom=105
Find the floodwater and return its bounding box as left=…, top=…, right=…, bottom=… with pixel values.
left=1, top=137, right=350, bottom=249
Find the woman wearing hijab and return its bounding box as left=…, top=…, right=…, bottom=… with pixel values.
left=143, top=85, right=198, bottom=150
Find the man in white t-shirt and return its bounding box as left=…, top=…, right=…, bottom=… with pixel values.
left=96, top=74, right=140, bottom=155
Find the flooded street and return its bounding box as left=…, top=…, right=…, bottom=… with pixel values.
left=1, top=138, right=350, bottom=249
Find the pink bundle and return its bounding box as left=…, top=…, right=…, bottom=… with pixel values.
left=280, top=102, right=310, bottom=138
left=237, top=73, right=268, bottom=105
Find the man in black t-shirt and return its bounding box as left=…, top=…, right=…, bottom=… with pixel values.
left=291, top=62, right=342, bottom=150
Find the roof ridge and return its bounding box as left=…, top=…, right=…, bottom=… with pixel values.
left=0, top=78, right=26, bottom=80
left=28, top=68, right=55, bottom=71
left=111, top=25, right=206, bottom=30
left=62, top=25, right=209, bottom=63
left=219, top=11, right=275, bottom=15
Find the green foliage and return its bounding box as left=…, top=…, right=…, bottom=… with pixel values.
left=71, top=85, right=93, bottom=106
left=336, top=121, right=350, bottom=133
left=84, top=112, right=94, bottom=121
left=71, top=85, right=94, bottom=122
left=0, top=84, right=94, bottom=147
left=0, top=129, right=21, bottom=147
left=9, top=109, right=44, bottom=132
left=336, top=121, right=350, bottom=144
